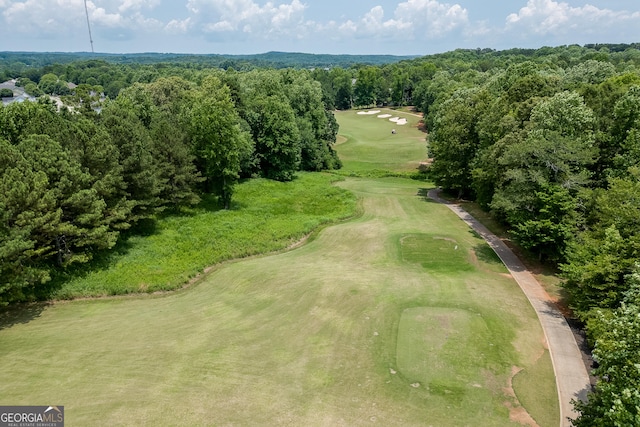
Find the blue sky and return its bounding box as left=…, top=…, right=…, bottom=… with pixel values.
left=0, top=0, right=639, bottom=55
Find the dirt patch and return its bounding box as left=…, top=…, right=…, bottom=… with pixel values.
left=468, top=248, right=479, bottom=266
left=435, top=314, right=451, bottom=330
left=503, top=366, right=539, bottom=427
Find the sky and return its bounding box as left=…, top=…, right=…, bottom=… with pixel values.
left=0, top=0, right=639, bottom=56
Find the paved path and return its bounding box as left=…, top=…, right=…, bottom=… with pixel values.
left=428, top=189, right=590, bottom=427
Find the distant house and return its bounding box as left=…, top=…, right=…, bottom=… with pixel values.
left=1, top=79, right=37, bottom=106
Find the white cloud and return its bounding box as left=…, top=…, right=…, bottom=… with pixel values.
left=118, top=0, right=159, bottom=13
left=1, top=0, right=162, bottom=38
left=0, top=0, right=638, bottom=54
left=337, top=19, right=357, bottom=35
left=3, top=0, right=86, bottom=35
left=180, top=0, right=469, bottom=44
left=204, top=20, right=234, bottom=33
left=393, top=0, right=468, bottom=37
left=186, top=0, right=307, bottom=37
left=324, top=1, right=468, bottom=42
left=505, top=0, right=640, bottom=36
left=92, top=6, right=124, bottom=28
left=165, top=17, right=191, bottom=34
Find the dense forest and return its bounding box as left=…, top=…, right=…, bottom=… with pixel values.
left=0, top=50, right=417, bottom=75
left=2, top=43, right=640, bottom=425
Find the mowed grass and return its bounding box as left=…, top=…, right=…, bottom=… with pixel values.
left=0, top=107, right=558, bottom=426
left=334, top=109, right=427, bottom=173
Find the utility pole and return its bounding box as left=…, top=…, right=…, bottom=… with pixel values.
left=84, top=0, right=94, bottom=53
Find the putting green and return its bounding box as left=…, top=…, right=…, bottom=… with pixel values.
left=399, top=233, right=474, bottom=273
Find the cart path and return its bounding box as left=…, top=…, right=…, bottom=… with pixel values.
left=428, top=189, right=590, bottom=427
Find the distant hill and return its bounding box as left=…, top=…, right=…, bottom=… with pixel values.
left=231, top=51, right=419, bottom=67
left=0, top=51, right=418, bottom=69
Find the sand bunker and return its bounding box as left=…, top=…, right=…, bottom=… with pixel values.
left=389, top=117, right=408, bottom=125
left=358, top=110, right=407, bottom=125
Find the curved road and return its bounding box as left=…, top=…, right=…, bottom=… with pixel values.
left=428, top=189, right=590, bottom=427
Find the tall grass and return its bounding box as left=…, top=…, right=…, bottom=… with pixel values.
left=49, top=173, right=356, bottom=299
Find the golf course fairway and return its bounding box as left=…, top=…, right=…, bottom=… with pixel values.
left=0, top=108, right=558, bottom=426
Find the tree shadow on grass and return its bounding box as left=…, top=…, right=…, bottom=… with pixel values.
left=473, top=242, right=503, bottom=265
left=156, top=194, right=224, bottom=219
left=417, top=187, right=438, bottom=203
left=158, top=193, right=247, bottom=217
left=40, top=217, right=162, bottom=299
left=0, top=302, right=48, bottom=331
left=40, top=236, right=138, bottom=299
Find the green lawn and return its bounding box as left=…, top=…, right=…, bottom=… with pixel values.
left=334, top=109, right=427, bottom=173
left=0, top=107, right=558, bottom=426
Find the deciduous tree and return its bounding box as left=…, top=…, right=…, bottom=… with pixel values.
left=189, top=76, right=253, bottom=208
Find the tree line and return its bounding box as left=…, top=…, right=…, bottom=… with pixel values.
left=417, top=49, right=640, bottom=425
left=0, top=68, right=340, bottom=305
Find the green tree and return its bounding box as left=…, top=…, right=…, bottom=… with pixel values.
left=0, top=139, right=58, bottom=303
left=510, top=185, right=577, bottom=261
left=389, top=68, right=410, bottom=106
left=100, top=99, right=163, bottom=222
left=330, top=67, right=353, bottom=110
left=65, top=118, right=131, bottom=232
left=119, top=80, right=203, bottom=209
left=38, top=73, right=71, bottom=95
left=354, top=66, right=381, bottom=107
left=24, top=82, right=43, bottom=97
left=285, top=71, right=340, bottom=171
left=245, top=93, right=301, bottom=181
left=428, top=88, right=488, bottom=197
left=189, top=76, right=253, bottom=208
left=0, top=101, right=61, bottom=145
left=416, top=71, right=460, bottom=130
left=17, top=135, right=116, bottom=265
left=489, top=92, right=595, bottom=259
left=565, top=59, right=616, bottom=87
left=562, top=170, right=640, bottom=316
left=609, top=86, right=640, bottom=176
left=529, top=91, right=595, bottom=138
left=310, top=68, right=336, bottom=110
left=572, top=270, right=640, bottom=426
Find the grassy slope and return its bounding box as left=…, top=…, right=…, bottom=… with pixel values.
left=0, top=107, right=558, bottom=426
left=48, top=174, right=356, bottom=299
